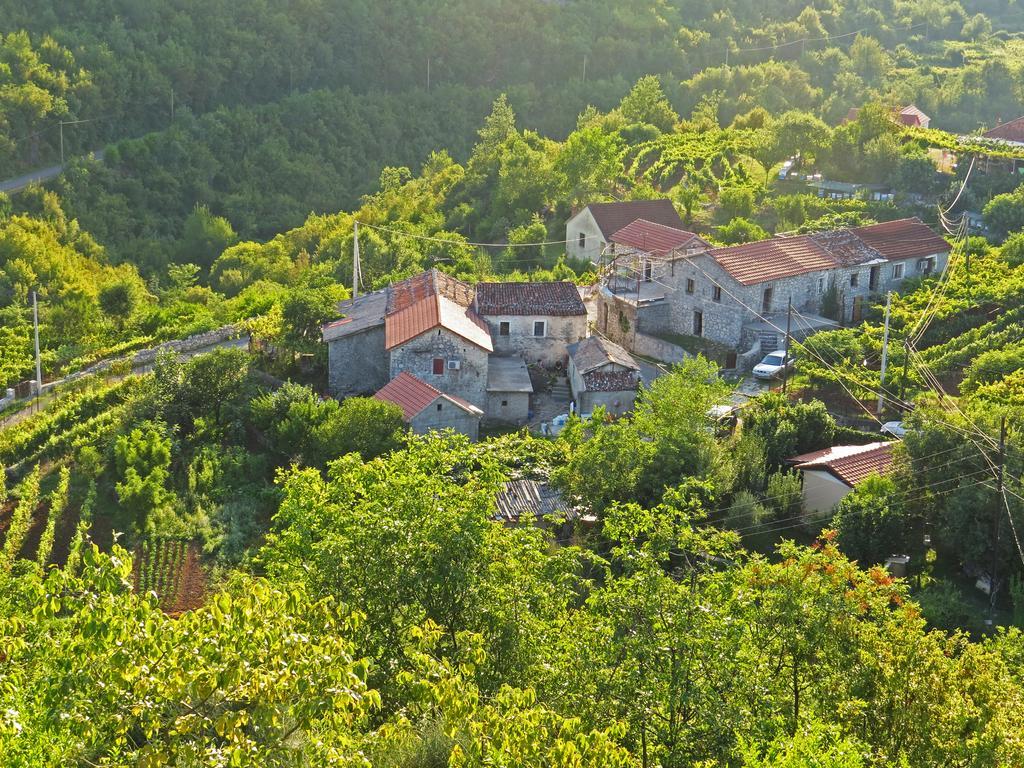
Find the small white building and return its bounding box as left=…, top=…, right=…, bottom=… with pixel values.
left=565, top=199, right=686, bottom=263
left=788, top=442, right=896, bottom=514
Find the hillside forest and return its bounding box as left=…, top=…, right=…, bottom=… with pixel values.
left=5, top=1, right=1024, bottom=766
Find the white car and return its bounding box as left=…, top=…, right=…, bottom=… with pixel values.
left=881, top=420, right=908, bottom=438
left=752, top=351, right=795, bottom=380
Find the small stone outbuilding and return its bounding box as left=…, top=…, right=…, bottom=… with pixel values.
left=567, top=336, right=642, bottom=417
left=374, top=371, right=483, bottom=441
left=787, top=441, right=895, bottom=514
left=485, top=356, right=533, bottom=425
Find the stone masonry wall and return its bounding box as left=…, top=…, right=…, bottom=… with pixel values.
left=389, top=328, right=489, bottom=409
left=484, top=314, right=586, bottom=368
left=410, top=401, right=480, bottom=440
left=327, top=325, right=389, bottom=397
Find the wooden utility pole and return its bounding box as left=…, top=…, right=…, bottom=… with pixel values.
left=877, top=292, right=892, bottom=415
left=33, top=290, right=41, bottom=413
left=426, top=58, right=430, bottom=91
left=352, top=221, right=361, bottom=300
left=582, top=54, right=587, bottom=83
left=171, top=88, right=175, bottom=123
left=59, top=121, right=64, bottom=165
left=991, top=415, right=1007, bottom=623
left=782, top=297, right=793, bottom=394
left=899, top=340, right=911, bottom=406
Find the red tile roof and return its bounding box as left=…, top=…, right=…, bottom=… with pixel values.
left=383, top=270, right=493, bottom=352
left=374, top=372, right=482, bottom=420
left=983, top=116, right=1024, bottom=144
left=896, top=105, right=929, bottom=127
left=849, top=218, right=949, bottom=262
left=706, top=235, right=836, bottom=286
left=610, top=219, right=710, bottom=256
left=387, top=268, right=474, bottom=313
left=583, top=199, right=685, bottom=238
left=475, top=281, right=586, bottom=316
left=790, top=442, right=895, bottom=487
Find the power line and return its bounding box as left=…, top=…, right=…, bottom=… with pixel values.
left=355, top=219, right=572, bottom=249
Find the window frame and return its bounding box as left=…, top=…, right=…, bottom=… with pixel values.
left=686, top=278, right=695, bottom=295
left=432, top=357, right=444, bottom=375
left=533, top=320, right=546, bottom=338
left=498, top=321, right=510, bottom=336
left=892, top=263, right=905, bottom=280
left=712, top=285, right=722, bottom=302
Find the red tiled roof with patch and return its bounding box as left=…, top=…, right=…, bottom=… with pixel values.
left=790, top=442, right=895, bottom=487
left=475, top=281, right=587, bottom=316
left=849, top=218, right=949, bottom=263
left=383, top=270, right=493, bottom=352
left=896, top=105, right=929, bottom=127
left=583, top=199, right=685, bottom=238
left=982, top=116, right=1024, bottom=144
left=706, top=235, right=837, bottom=286
left=374, top=372, right=482, bottom=420
left=610, top=219, right=711, bottom=257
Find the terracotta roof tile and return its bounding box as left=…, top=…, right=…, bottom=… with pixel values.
left=982, top=116, right=1024, bottom=144
left=897, top=105, right=929, bottom=127
left=610, top=219, right=710, bottom=256
left=583, top=199, right=684, bottom=238
left=849, top=218, right=949, bottom=262
left=791, top=442, right=895, bottom=487
left=374, top=372, right=482, bottom=420
left=383, top=271, right=493, bottom=352
left=707, top=235, right=837, bottom=285
left=475, top=281, right=586, bottom=316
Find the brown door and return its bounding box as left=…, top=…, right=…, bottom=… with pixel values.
left=693, top=311, right=703, bottom=337
left=852, top=296, right=863, bottom=322
left=869, top=266, right=880, bottom=291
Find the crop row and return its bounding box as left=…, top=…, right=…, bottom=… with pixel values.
left=137, top=539, right=187, bottom=609
left=0, top=465, right=41, bottom=573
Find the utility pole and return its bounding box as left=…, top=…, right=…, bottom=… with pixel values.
left=59, top=121, right=64, bottom=166
left=877, top=292, right=892, bottom=415
left=782, top=297, right=793, bottom=395
left=352, top=221, right=361, bottom=301
left=991, top=415, right=1007, bottom=623
left=171, top=88, right=175, bottom=123
left=899, top=339, right=911, bottom=407
left=426, top=58, right=430, bottom=91
left=582, top=54, right=587, bottom=84
left=725, top=47, right=730, bottom=67
left=32, top=290, right=41, bottom=413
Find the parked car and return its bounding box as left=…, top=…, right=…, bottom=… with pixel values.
left=881, top=420, right=907, bottom=438
left=752, top=351, right=795, bottom=380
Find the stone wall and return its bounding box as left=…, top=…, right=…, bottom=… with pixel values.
left=483, top=314, right=586, bottom=368
left=579, top=389, right=638, bottom=417
left=632, top=333, right=688, bottom=364
left=389, top=328, right=489, bottom=409
left=410, top=401, right=480, bottom=441
left=593, top=290, right=640, bottom=349
left=485, top=391, right=530, bottom=424
left=328, top=325, right=388, bottom=397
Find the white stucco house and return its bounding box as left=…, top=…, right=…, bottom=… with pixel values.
left=788, top=442, right=896, bottom=514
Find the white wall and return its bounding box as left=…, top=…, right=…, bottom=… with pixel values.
left=565, top=208, right=607, bottom=263
left=801, top=469, right=854, bottom=514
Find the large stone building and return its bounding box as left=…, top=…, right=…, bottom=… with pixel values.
left=596, top=217, right=950, bottom=361
left=323, top=269, right=588, bottom=434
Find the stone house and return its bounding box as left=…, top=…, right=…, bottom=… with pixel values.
left=475, top=281, right=587, bottom=368
left=565, top=199, right=685, bottom=263
left=567, top=336, right=642, bottom=417
left=323, top=269, right=590, bottom=433
left=374, top=371, right=484, bottom=441
left=787, top=442, right=895, bottom=514
left=601, top=218, right=949, bottom=357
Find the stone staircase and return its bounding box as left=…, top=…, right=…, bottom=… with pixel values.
left=550, top=376, right=571, bottom=402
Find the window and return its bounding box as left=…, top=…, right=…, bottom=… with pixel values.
left=850, top=273, right=859, bottom=288
left=892, top=263, right=904, bottom=280
left=643, top=259, right=652, bottom=282
left=533, top=320, right=546, bottom=337
left=499, top=321, right=510, bottom=336
left=693, top=310, right=703, bottom=337
left=712, top=285, right=722, bottom=302
left=432, top=358, right=444, bottom=375
left=578, top=232, right=586, bottom=249
left=436, top=403, right=443, bottom=412
left=501, top=400, right=508, bottom=407
left=686, top=278, right=695, bottom=294
left=818, top=278, right=824, bottom=294
left=918, top=257, right=935, bottom=274
left=762, top=286, right=773, bottom=313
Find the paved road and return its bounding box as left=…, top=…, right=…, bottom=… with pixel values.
left=0, top=150, right=104, bottom=194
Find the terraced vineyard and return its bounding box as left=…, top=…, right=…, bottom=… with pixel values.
left=133, top=539, right=206, bottom=614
